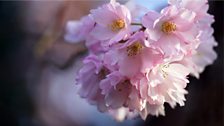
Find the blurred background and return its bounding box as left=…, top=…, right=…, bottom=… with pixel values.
left=0, top=0, right=223, bottom=126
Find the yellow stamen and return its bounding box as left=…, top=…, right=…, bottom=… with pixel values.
left=109, top=19, right=125, bottom=32
left=159, top=64, right=170, bottom=78
left=126, top=42, right=143, bottom=56
left=161, top=21, right=176, bottom=34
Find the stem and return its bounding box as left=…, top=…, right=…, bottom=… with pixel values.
left=131, top=23, right=142, bottom=26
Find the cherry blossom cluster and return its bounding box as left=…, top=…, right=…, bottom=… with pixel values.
left=65, top=0, right=217, bottom=121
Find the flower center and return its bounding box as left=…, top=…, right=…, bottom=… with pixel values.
left=159, top=64, right=170, bottom=78
left=110, top=19, right=125, bottom=32
left=161, top=21, right=176, bottom=34
left=98, top=68, right=109, bottom=80
left=117, top=80, right=130, bottom=92
left=126, top=42, right=143, bottom=56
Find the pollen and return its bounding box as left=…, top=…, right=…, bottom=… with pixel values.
left=110, top=19, right=125, bottom=32
left=161, top=21, right=176, bottom=34
left=126, top=42, right=143, bottom=56
left=160, top=64, right=170, bottom=79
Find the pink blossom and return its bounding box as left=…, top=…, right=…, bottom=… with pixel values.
left=192, top=36, right=217, bottom=73
left=104, top=31, right=163, bottom=78
left=76, top=55, right=108, bottom=112
left=182, top=30, right=217, bottom=78
left=99, top=71, right=146, bottom=112
left=104, top=79, right=132, bottom=109
left=180, top=23, right=217, bottom=78
left=90, top=1, right=131, bottom=45
left=194, top=24, right=217, bottom=71
left=67, top=0, right=217, bottom=121
left=99, top=71, right=147, bottom=119
left=135, top=62, right=190, bottom=118
left=142, top=6, right=198, bottom=57
left=65, top=15, right=95, bottom=43
left=65, top=15, right=108, bottom=54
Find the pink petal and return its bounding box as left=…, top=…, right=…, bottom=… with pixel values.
left=99, top=71, right=123, bottom=94
left=142, top=11, right=160, bottom=29
left=173, top=9, right=196, bottom=31
left=91, top=25, right=115, bottom=41
left=91, top=4, right=118, bottom=27
left=118, top=54, right=141, bottom=78
left=145, top=28, right=162, bottom=42
left=154, top=35, right=182, bottom=57
left=109, top=29, right=129, bottom=45
left=115, top=4, right=131, bottom=24
left=105, top=83, right=131, bottom=109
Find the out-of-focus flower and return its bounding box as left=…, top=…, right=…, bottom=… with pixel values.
left=168, top=0, right=209, bottom=20
left=192, top=37, right=217, bottom=74
left=65, top=15, right=95, bottom=43
left=182, top=28, right=217, bottom=78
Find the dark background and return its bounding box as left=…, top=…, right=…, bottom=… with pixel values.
left=0, top=1, right=223, bottom=126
